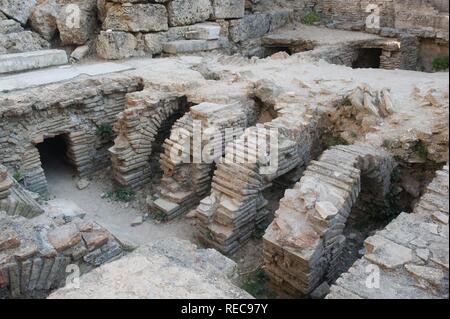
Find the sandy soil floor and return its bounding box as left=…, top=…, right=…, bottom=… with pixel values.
left=41, top=154, right=196, bottom=247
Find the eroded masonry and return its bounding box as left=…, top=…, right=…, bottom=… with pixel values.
left=0, top=0, right=448, bottom=299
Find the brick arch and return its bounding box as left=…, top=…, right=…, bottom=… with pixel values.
left=263, top=144, right=394, bottom=296
left=152, top=102, right=249, bottom=220
left=194, top=104, right=324, bottom=254
left=109, top=91, right=188, bottom=189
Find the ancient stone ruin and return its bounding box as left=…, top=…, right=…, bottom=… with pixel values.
left=0, top=0, right=448, bottom=300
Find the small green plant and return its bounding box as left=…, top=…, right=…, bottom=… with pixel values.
left=391, top=167, right=402, bottom=183
left=412, top=140, right=429, bottom=162
left=12, top=171, right=24, bottom=183
left=325, top=135, right=349, bottom=148
left=241, top=268, right=276, bottom=299
left=253, top=222, right=270, bottom=239
left=432, top=56, right=449, bottom=71
left=96, top=123, right=114, bottom=139
left=153, top=210, right=168, bottom=222
left=106, top=187, right=136, bottom=202
left=341, top=96, right=352, bottom=107
left=301, top=12, right=321, bottom=25
left=382, top=139, right=393, bottom=149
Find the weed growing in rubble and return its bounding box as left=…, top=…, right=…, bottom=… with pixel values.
left=412, top=140, right=430, bottom=162
left=341, top=96, right=352, bottom=107
left=242, top=268, right=276, bottom=299
left=382, top=139, right=394, bottom=149
left=302, top=12, right=321, bottom=25
left=432, top=56, right=449, bottom=71
left=96, top=123, right=114, bottom=139
left=325, top=135, right=349, bottom=148
left=12, top=171, right=24, bottom=183
left=106, top=187, right=136, bottom=202
left=253, top=222, right=270, bottom=239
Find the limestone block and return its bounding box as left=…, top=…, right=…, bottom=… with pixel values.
left=364, top=235, right=413, bottom=269
left=167, top=0, right=212, bottom=27
left=212, top=0, right=245, bottom=19
left=47, top=223, right=82, bottom=253
left=104, top=3, right=168, bottom=32
left=96, top=31, right=138, bottom=60
left=229, top=13, right=271, bottom=42
left=0, top=19, right=23, bottom=34
left=0, top=0, right=37, bottom=24
left=0, top=50, right=68, bottom=74
left=29, top=0, right=59, bottom=41
left=144, top=33, right=164, bottom=55
left=162, top=39, right=220, bottom=54
left=56, top=1, right=97, bottom=45
left=185, top=23, right=221, bottom=40
left=0, top=31, right=50, bottom=54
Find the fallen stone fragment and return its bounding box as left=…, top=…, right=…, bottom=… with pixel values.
left=47, top=223, right=82, bottom=252
left=76, top=178, right=90, bottom=190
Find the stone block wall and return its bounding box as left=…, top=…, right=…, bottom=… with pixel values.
left=319, top=0, right=448, bottom=42
left=96, top=0, right=292, bottom=59
left=97, top=0, right=242, bottom=59
left=0, top=75, right=143, bottom=194
left=1, top=0, right=101, bottom=55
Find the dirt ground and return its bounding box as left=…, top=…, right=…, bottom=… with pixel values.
left=42, top=155, right=196, bottom=247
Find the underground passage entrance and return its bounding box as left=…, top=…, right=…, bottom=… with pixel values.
left=37, top=134, right=75, bottom=182
left=352, top=48, right=382, bottom=69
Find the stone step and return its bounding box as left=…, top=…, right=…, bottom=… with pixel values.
left=185, top=23, right=221, bottom=40
left=0, top=49, right=68, bottom=74
left=162, top=40, right=221, bottom=54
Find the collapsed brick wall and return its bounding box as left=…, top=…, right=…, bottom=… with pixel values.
left=0, top=164, right=44, bottom=219
left=109, top=91, right=188, bottom=189
left=153, top=102, right=249, bottom=220
left=0, top=211, right=124, bottom=298
left=263, top=144, right=394, bottom=297
left=193, top=91, right=326, bottom=254
left=0, top=75, right=143, bottom=194
left=327, top=164, right=449, bottom=299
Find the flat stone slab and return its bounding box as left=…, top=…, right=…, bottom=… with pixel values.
left=185, top=23, right=221, bottom=40
left=154, top=198, right=180, bottom=214
left=0, top=49, right=68, bottom=74
left=163, top=40, right=220, bottom=54
left=48, top=238, right=252, bottom=299
left=364, top=235, right=413, bottom=269
left=0, top=62, right=134, bottom=92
